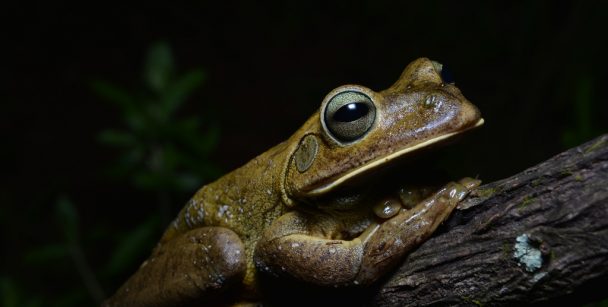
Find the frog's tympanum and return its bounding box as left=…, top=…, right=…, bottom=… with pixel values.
left=105, top=58, right=484, bottom=306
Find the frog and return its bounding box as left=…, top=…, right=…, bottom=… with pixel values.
left=104, top=57, right=484, bottom=306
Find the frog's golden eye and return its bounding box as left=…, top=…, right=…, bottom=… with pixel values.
left=323, top=91, right=376, bottom=143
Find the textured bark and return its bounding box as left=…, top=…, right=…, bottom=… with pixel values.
left=373, top=133, right=608, bottom=306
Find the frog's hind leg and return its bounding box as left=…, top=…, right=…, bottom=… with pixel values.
left=104, top=227, right=246, bottom=307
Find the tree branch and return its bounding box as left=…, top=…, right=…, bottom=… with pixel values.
left=373, top=134, right=608, bottom=306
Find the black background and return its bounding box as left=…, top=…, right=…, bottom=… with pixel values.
left=3, top=1, right=608, bottom=305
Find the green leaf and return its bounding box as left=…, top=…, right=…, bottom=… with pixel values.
left=173, top=172, right=202, bottom=191
left=145, top=41, right=174, bottom=92
left=21, top=299, right=43, bottom=307
left=584, top=297, right=608, bottom=307
left=23, top=244, right=69, bottom=265
left=52, top=288, right=87, bottom=307
left=91, top=80, right=147, bottom=132
left=132, top=171, right=166, bottom=190
left=171, top=118, right=218, bottom=155
left=0, top=277, right=42, bottom=307
left=170, top=117, right=200, bottom=141
left=55, top=196, right=79, bottom=244
left=122, top=148, right=145, bottom=165
left=104, top=216, right=159, bottom=276
left=198, top=124, right=220, bottom=154
left=90, top=80, right=135, bottom=111
left=165, top=144, right=184, bottom=169
left=98, top=130, right=136, bottom=147
left=161, top=70, right=206, bottom=115
left=0, top=277, right=19, bottom=307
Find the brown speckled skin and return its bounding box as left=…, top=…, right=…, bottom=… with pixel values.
left=104, top=58, right=482, bottom=306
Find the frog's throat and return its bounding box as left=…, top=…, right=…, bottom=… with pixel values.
left=308, top=118, right=484, bottom=196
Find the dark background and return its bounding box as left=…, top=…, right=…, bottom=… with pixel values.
left=3, top=1, right=607, bottom=306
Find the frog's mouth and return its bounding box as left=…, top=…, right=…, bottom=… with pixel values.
left=307, top=118, right=484, bottom=196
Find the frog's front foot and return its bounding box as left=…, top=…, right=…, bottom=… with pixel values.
left=355, top=177, right=480, bottom=284
left=255, top=178, right=480, bottom=288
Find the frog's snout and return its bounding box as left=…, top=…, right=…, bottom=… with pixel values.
left=460, top=101, right=484, bottom=129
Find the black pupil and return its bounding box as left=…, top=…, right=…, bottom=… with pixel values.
left=333, top=102, right=369, bottom=122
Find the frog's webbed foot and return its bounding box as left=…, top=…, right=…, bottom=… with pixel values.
left=355, top=177, right=480, bottom=284
left=103, top=227, right=245, bottom=307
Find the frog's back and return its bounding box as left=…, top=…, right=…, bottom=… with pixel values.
left=160, top=141, right=290, bottom=243
left=154, top=141, right=291, bottom=296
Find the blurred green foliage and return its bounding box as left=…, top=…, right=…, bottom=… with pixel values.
left=89, top=43, right=222, bottom=290
left=92, top=41, right=220, bottom=193
left=5, top=42, right=220, bottom=306
left=585, top=298, right=608, bottom=307
left=1, top=276, right=42, bottom=307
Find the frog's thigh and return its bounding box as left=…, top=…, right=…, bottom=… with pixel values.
left=255, top=212, right=365, bottom=287
left=104, top=227, right=245, bottom=307
left=356, top=178, right=480, bottom=284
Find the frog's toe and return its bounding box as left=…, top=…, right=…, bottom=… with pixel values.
left=458, top=177, right=482, bottom=190
left=437, top=181, right=470, bottom=203
left=448, top=177, right=481, bottom=202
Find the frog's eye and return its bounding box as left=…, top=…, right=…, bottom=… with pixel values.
left=431, top=61, right=455, bottom=84
left=323, top=91, right=376, bottom=143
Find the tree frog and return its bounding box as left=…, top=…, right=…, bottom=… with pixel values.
left=105, top=58, right=484, bottom=306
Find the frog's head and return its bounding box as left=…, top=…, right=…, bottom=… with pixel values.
left=282, top=58, right=483, bottom=204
